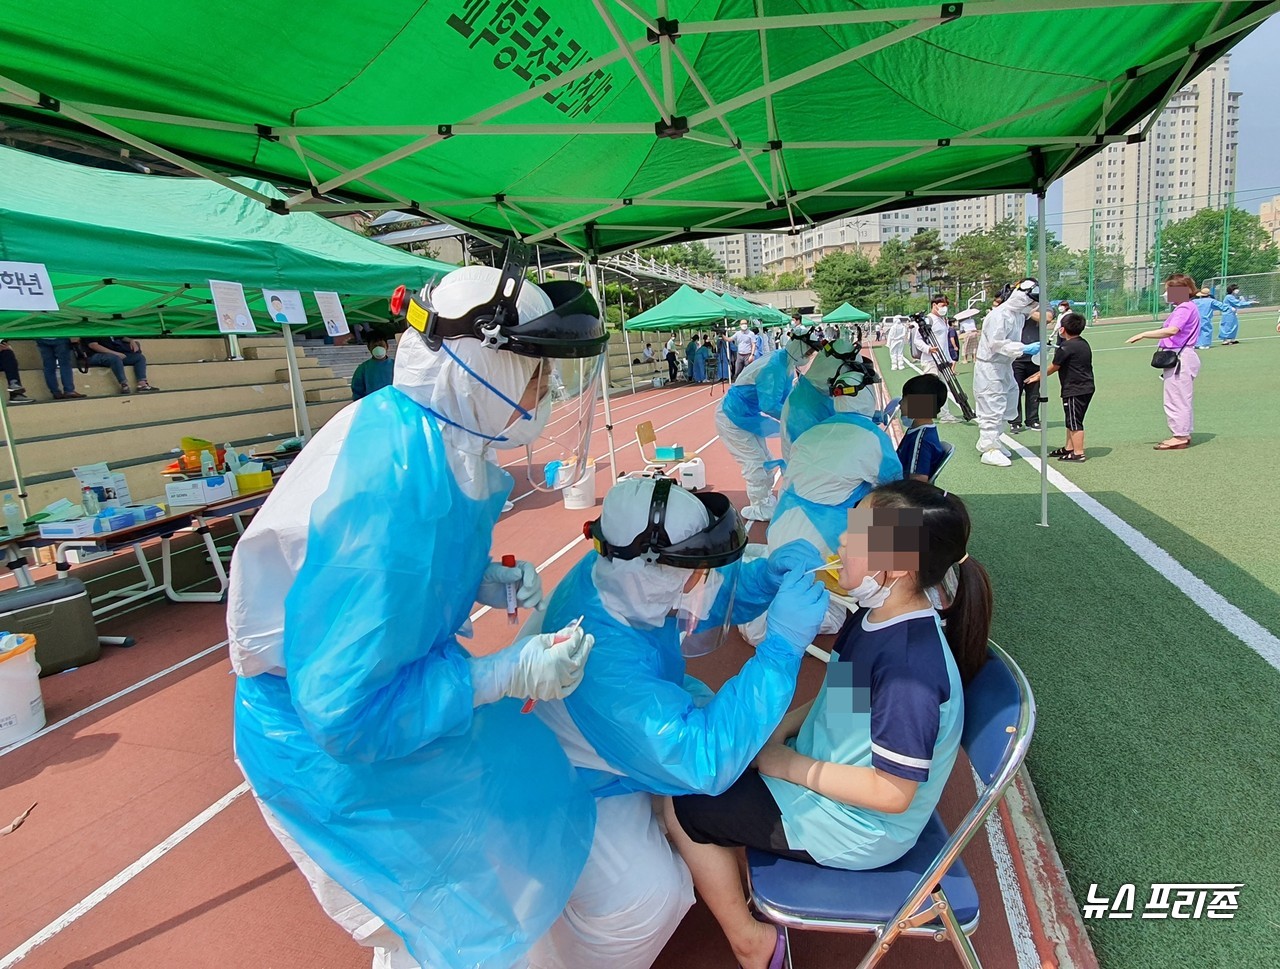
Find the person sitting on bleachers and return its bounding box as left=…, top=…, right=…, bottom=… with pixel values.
left=83, top=336, right=156, bottom=394
left=351, top=336, right=395, bottom=400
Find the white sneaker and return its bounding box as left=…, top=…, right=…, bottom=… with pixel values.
left=938, top=412, right=962, bottom=424
left=981, top=449, right=1012, bottom=467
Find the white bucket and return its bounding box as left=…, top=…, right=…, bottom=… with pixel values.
left=562, top=461, right=598, bottom=510
left=0, top=634, right=45, bottom=746
left=676, top=457, right=707, bottom=491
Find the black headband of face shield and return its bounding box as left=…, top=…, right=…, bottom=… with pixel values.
left=997, top=278, right=1040, bottom=303
left=402, top=241, right=609, bottom=359
left=585, top=477, right=747, bottom=569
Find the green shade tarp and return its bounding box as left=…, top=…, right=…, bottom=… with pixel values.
left=624, top=284, right=736, bottom=331
left=0, top=146, right=453, bottom=337
left=822, top=302, right=872, bottom=323
left=0, top=2, right=1266, bottom=254
left=727, top=294, right=790, bottom=326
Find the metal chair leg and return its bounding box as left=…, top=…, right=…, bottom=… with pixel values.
left=938, top=890, right=983, bottom=969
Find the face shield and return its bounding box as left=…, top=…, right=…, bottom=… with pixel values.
left=587, top=478, right=747, bottom=656
left=830, top=358, right=881, bottom=415
left=393, top=243, right=608, bottom=490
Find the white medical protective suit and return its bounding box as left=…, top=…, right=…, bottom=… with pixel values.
left=529, top=479, right=827, bottom=969
left=229, top=267, right=596, bottom=969
left=740, top=390, right=903, bottom=645
left=973, top=288, right=1036, bottom=457
left=886, top=319, right=908, bottom=370
left=715, top=342, right=809, bottom=521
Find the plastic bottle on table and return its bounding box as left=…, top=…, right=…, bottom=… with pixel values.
left=223, top=443, right=242, bottom=473
left=200, top=449, right=217, bottom=477
left=3, top=495, right=22, bottom=537
left=81, top=486, right=100, bottom=516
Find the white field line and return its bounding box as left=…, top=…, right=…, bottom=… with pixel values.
left=978, top=768, right=1041, bottom=969
left=469, top=535, right=587, bottom=625
left=0, top=783, right=250, bottom=968
left=0, top=640, right=230, bottom=758
left=1003, top=434, right=1280, bottom=673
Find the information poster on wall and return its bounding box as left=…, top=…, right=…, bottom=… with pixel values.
left=210, top=280, right=257, bottom=333
left=0, top=261, right=58, bottom=311
left=261, top=288, right=308, bottom=326
left=313, top=290, right=350, bottom=336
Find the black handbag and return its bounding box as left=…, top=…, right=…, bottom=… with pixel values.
left=1150, top=325, right=1196, bottom=371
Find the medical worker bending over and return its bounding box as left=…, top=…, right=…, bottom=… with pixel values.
left=229, top=252, right=609, bottom=969
left=741, top=357, right=902, bottom=647
left=528, top=477, right=829, bottom=969
left=780, top=337, right=865, bottom=463
left=715, top=324, right=824, bottom=522
left=974, top=278, right=1041, bottom=468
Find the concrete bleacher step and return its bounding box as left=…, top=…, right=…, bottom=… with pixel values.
left=3, top=335, right=351, bottom=510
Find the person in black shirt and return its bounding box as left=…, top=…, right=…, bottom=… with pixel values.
left=84, top=337, right=156, bottom=393
left=1026, top=312, right=1093, bottom=462
left=1009, top=307, right=1052, bottom=432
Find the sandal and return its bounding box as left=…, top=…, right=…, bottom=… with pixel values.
left=1048, top=446, right=1070, bottom=458
left=1154, top=440, right=1189, bottom=451
left=1058, top=452, right=1087, bottom=462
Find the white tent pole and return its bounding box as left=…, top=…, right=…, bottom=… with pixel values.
left=1037, top=191, right=1050, bottom=528
left=281, top=323, right=313, bottom=441
left=586, top=262, right=619, bottom=482
left=0, top=391, right=29, bottom=518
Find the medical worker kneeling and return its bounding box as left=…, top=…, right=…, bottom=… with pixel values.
left=229, top=256, right=609, bottom=969
left=715, top=324, right=824, bottom=522
left=529, top=477, right=829, bottom=969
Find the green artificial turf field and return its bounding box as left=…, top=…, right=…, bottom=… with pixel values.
left=871, top=311, right=1280, bottom=968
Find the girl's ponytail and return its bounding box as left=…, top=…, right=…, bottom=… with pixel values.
left=940, top=556, right=993, bottom=682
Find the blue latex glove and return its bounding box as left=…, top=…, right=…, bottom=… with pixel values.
left=1022, top=342, right=1041, bottom=356
left=761, top=570, right=830, bottom=658
left=765, top=539, right=823, bottom=584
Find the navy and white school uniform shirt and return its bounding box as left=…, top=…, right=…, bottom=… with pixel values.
left=762, top=606, right=963, bottom=869
left=896, top=424, right=947, bottom=480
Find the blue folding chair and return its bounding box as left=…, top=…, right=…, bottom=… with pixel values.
left=929, top=440, right=956, bottom=484
left=747, top=642, right=1035, bottom=969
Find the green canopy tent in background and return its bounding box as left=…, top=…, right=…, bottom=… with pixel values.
left=822, top=302, right=872, bottom=324
left=624, top=283, right=739, bottom=331
left=0, top=0, right=1270, bottom=521
left=723, top=293, right=789, bottom=326
left=0, top=146, right=452, bottom=508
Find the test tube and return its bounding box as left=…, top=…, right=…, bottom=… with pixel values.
left=502, top=553, right=519, bottom=625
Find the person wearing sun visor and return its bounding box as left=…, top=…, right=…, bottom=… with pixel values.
left=527, top=477, right=828, bottom=969
left=715, top=323, right=825, bottom=522
left=228, top=245, right=608, bottom=969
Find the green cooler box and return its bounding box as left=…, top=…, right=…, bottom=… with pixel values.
left=0, top=578, right=99, bottom=676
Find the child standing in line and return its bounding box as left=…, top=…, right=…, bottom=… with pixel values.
left=662, top=481, right=992, bottom=969
left=1027, top=311, right=1094, bottom=462
left=896, top=373, right=950, bottom=482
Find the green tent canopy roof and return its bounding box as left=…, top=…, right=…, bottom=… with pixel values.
left=0, top=146, right=453, bottom=337
left=624, top=284, right=736, bottom=331
left=718, top=292, right=788, bottom=326
left=0, top=2, right=1266, bottom=254
left=822, top=302, right=872, bottom=323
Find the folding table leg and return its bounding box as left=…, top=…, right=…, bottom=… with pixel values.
left=162, top=520, right=230, bottom=603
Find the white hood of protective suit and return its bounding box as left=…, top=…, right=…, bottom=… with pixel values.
left=800, top=338, right=853, bottom=393
left=785, top=418, right=888, bottom=505
left=592, top=477, right=710, bottom=629
left=785, top=339, right=812, bottom=366
left=833, top=386, right=877, bottom=417
left=1001, top=288, right=1037, bottom=318
left=393, top=266, right=554, bottom=497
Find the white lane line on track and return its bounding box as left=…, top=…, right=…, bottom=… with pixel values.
left=0, top=782, right=250, bottom=969
left=977, top=767, right=1041, bottom=969
left=694, top=435, right=720, bottom=454
left=1003, top=434, right=1280, bottom=674
left=469, top=535, right=587, bottom=625
left=0, top=640, right=230, bottom=758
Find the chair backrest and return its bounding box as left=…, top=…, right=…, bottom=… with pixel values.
left=929, top=441, right=956, bottom=484
left=636, top=421, right=657, bottom=447
left=962, top=643, right=1034, bottom=786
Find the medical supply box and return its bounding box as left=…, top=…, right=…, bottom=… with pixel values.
left=37, top=518, right=97, bottom=539
left=0, top=578, right=98, bottom=676
left=165, top=475, right=234, bottom=507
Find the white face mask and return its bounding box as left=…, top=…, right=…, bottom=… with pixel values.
left=371, top=346, right=387, bottom=359
left=937, top=306, right=949, bottom=317
left=1163, top=291, right=1172, bottom=304
left=845, top=570, right=899, bottom=609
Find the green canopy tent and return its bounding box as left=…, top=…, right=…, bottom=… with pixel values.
left=723, top=293, right=789, bottom=326
left=822, top=302, right=872, bottom=324
left=0, top=0, right=1270, bottom=519
left=0, top=147, right=452, bottom=508
left=624, top=283, right=737, bottom=330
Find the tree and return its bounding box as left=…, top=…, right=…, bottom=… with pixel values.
left=1153, top=207, right=1278, bottom=286
left=946, top=221, right=1019, bottom=303
left=907, top=229, right=949, bottom=296
left=811, top=249, right=878, bottom=311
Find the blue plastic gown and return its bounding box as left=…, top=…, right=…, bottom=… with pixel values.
left=754, top=349, right=795, bottom=419
left=234, top=387, right=595, bottom=969
left=782, top=375, right=836, bottom=454
left=541, top=554, right=803, bottom=799
left=722, top=349, right=793, bottom=438
left=1192, top=295, right=1228, bottom=347
left=691, top=345, right=707, bottom=382
left=770, top=414, right=904, bottom=551
left=722, top=383, right=780, bottom=438
left=717, top=340, right=731, bottom=380
left=1220, top=293, right=1254, bottom=341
